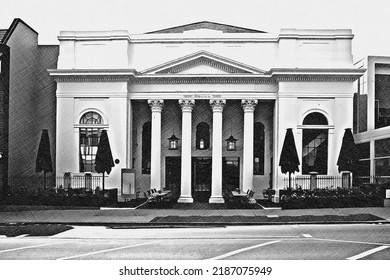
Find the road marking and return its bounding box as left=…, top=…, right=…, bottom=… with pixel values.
left=206, top=240, right=280, bottom=260
left=314, top=237, right=390, bottom=247
left=15, top=234, right=29, bottom=238
left=302, top=234, right=312, bottom=238
left=347, top=246, right=390, bottom=260
left=57, top=241, right=160, bottom=260
left=266, top=215, right=279, bottom=218
left=0, top=241, right=71, bottom=254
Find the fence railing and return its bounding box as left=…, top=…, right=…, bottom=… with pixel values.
left=8, top=174, right=103, bottom=193
left=283, top=175, right=343, bottom=190
left=355, top=176, right=390, bottom=184
left=283, top=175, right=390, bottom=190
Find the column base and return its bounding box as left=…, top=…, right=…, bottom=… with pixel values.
left=177, top=196, right=194, bottom=203
left=209, top=196, right=225, bottom=204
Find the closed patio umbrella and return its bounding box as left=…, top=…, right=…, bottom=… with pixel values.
left=95, top=130, right=115, bottom=191
left=337, top=128, right=358, bottom=173
left=35, top=129, right=53, bottom=190
left=279, top=128, right=300, bottom=189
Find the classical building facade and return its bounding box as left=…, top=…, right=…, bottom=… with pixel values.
left=49, top=22, right=364, bottom=202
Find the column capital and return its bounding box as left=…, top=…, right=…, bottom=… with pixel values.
left=210, top=99, right=226, bottom=112
left=179, top=99, right=195, bottom=112
left=148, top=99, right=164, bottom=112
left=241, top=99, right=258, bottom=112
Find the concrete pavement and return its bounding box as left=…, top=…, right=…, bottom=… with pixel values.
left=1, top=205, right=390, bottom=225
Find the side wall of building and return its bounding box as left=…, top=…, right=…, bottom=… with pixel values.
left=6, top=23, right=58, bottom=183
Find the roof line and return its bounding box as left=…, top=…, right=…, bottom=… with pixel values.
left=146, top=21, right=266, bottom=34
left=1, top=18, right=38, bottom=44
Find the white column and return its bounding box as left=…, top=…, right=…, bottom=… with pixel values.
left=209, top=99, right=226, bottom=203
left=178, top=99, right=195, bottom=203
left=242, top=99, right=258, bottom=192
left=148, top=99, right=163, bottom=190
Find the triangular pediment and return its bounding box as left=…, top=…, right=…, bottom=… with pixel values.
left=141, top=51, right=266, bottom=75
left=146, top=21, right=266, bottom=34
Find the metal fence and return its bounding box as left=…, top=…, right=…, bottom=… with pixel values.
left=355, top=176, right=390, bottom=185
left=283, top=175, right=343, bottom=190
left=8, top=174, right=103, bottom=193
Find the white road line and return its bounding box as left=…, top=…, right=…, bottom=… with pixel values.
left=14, top=234, right=29, bottom=238
left=302, top=234, right=312, bottom=238
left=206, top=240, right=280, bottom=260
left=347, top=246, right=390, bottom=260
left=0, top=241, right=71, bottom=254
left=314, top=237, right=390, bottom=247
left=57, top=241, right=160, bottom=260
left=266, top=215, right=279, bottom=218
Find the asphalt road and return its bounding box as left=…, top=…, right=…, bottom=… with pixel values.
left=1, top=224, right=390, bottom=260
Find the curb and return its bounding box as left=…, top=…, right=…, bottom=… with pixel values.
left=1, top=220, right=389, bottom=227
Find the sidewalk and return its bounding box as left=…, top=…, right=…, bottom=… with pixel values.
left=1, top=205, right=390, bottom=226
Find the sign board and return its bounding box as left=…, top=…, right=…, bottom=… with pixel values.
left=121, top=168, right=135, bottom=195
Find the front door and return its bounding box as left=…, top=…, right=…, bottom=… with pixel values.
left=222, top=157, right=240, bottom=193
left=192, top=157, right=212, bottom=202
left=165, top=157, right=181, bottom=195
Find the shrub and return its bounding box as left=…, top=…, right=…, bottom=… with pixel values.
left=279, top=185, right=384, bottom=209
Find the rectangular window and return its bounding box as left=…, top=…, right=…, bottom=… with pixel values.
left=302, top=129, right=328, bottom=175
left=375, top=138, right=390, bottom=157
left=80, top=128, right=101, bottom=172
left=375, top=74, right=390, bottom=128
left=375, top=158, right=390, bottom=176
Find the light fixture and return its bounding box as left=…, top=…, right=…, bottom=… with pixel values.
left=226, top=119, right=237, bottom=151
left=226, top=135, right=237, bottom=151
left=199, top=138, right=205, bottom=149
left=168, top=131, right=179, bottom=150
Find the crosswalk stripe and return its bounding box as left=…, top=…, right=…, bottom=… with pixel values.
left=57, top=241, right=159, bottom=260
left=347, top=245, right=390, bottom=260
left=0, top=242, right=71, bottom=254
left=206, top=240, right=280, bottom=260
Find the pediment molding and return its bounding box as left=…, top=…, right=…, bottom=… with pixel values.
left=141, top=51, right=266, bottom=75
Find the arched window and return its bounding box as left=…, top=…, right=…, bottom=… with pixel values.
left=302, top=112, right=328, bottom=125
left=302, top=112, right=329, bottom=174
left=254, top=122, right=265, bottom=175
left=142, top=122, right=151, bottom=174
left=196, top=122, right=210, bottom=150
left=79, top=111, right=103, bottom=172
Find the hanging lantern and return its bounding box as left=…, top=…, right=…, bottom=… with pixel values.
left=168, top=133, right=179, bottom=150
left=199, top=138, right=205, bottom=149
left=226, top=135, right=237, bottom=151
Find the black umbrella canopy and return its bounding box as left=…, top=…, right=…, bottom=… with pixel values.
left=279, top=128, right=300, bottom=174
left=337, top=128, right=358, bottom=173
left=36, top=129, right=53, bottom=173
left=95, top=130, right=115, bottom=175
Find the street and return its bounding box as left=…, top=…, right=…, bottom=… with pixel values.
left=0, top=224, right=389, bottom=260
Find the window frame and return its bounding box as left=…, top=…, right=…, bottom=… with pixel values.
left=78, top=111, right=107, bottom=173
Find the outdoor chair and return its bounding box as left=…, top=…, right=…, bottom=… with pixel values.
left=243, top=190, right=255, bottom=204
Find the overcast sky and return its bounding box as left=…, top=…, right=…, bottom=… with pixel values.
left=1, top=0, right=390, bottom=61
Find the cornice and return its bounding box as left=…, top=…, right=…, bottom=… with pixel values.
left=133, top=76, right=276, bottom=84
left=270, top=68, right=365, bottom=82
left=48, top=68, right=365, bottom=83
left=48, top=69, right=137, bottom=83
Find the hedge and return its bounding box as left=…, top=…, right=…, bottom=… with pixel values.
left=279, top=185, right=386, bottom=209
